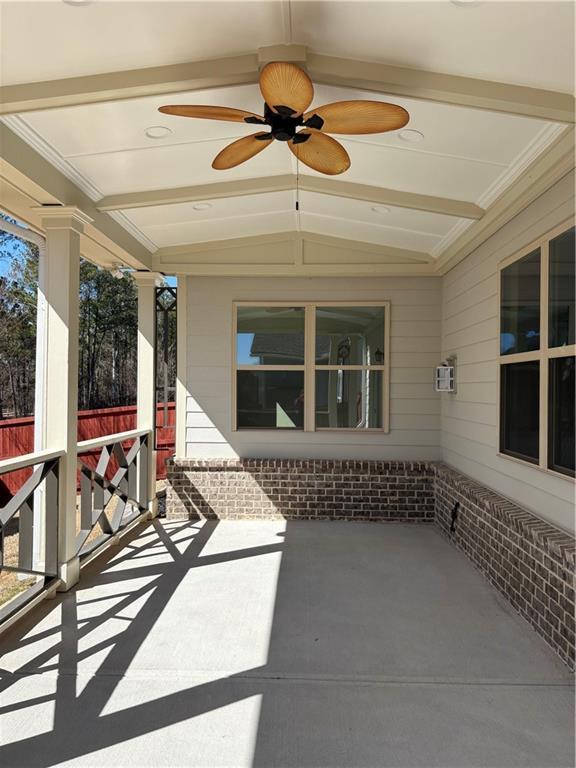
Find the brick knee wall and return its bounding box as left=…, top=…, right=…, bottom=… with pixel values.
left=434, top=463, right=575, bottom=669
left=165, top=457, right=575, bottom=668
left=166, top=459, right=435, bottom=522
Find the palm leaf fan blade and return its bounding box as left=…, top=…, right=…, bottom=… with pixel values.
left=289, top=131, right=350, bottom=175
left=259, top=62, right=314, bottom=116
left=212, top=132, right=272, bottom=170
left=304, top=101, right=409, bottom=135
left=158, top=105, right=264, bottom=123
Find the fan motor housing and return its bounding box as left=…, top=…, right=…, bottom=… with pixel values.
left=246, top=103, right=323, bottom=142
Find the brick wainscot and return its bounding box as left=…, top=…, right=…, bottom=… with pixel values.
left=166, top=459, right=435, bottom=521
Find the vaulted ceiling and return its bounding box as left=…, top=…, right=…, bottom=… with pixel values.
left=0, top=1, right=574, bottom=276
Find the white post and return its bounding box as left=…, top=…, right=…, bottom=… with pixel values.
left=175, top=275, right=189, bottom=458
left=32, top=238, right=48, bottom=572
left=132, top=271, right=163, bottom=516
left=39, top=207, right=92, bottom=591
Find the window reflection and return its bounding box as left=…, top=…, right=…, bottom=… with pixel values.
left=237, top=371, right=304, bottom=429
left=500, top=361, right=539, bottom=462
left=548, top=356, right=575, bottom=476
left=549, top=227, right=575, bottom=348
left=316, top=307, right=385, bottom=366
left=237, top=307, right=305, bottom=365
left=316, top=370, right=382, bottom=429
left=500, top=250, right=540, bottom=355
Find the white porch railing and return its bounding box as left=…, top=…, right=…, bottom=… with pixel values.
left=0, top=448, right=62, bottom=622
left=0, top=429, right=152, bottom=625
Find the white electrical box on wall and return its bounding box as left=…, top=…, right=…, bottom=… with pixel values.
left=435, top=361, right=456, bottom=392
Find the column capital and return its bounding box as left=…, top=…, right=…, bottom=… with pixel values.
left=34, top=206, right=93, bottom=233
left=132, top=270, right=165, bottom=287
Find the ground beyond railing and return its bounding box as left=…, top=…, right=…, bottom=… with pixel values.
left=0, top=403, right=174, bottom=502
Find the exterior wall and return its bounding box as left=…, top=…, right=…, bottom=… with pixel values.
left=440, top=170, right=575, bottom=533
left=182, top=276, right=441, bottom=461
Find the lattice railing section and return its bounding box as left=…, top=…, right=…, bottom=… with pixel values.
left=76, top=430, right=150, bottom=558
left=0, top=450, right=61, bottom=622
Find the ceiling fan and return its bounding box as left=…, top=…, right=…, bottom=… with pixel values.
left=158, top=62, right=409, bottom=175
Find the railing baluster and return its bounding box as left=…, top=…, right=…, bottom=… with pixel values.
left=80, top=466, right=93, bottom=532
left=18, top=498, right=34, bottom=573
left=44, top=464, right=59, bottom=577
left=138, top=435, right=149, bottom=511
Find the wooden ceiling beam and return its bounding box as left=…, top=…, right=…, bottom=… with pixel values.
left=97, top=176, right=484, bottom=220
left=307, top=53, right=575, bottom=124
left=0, top=53, right=259, bottom=115
left=0, top=48, right=573, bottom=123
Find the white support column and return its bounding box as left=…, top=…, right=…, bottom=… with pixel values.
left=175, top=275, right=189, bottom=458
left=38, top=207, right=92, bottom=591
left=132, top=271, right=163, bottom=515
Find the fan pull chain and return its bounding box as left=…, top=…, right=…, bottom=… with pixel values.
left=295, top=157, right=301, bottom=231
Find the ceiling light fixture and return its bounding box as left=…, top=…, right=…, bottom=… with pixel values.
left=192, top=203, right=212, bottom=211
left=371, top=206, right=390, bottom=215
left=144, top=126, right=173, bottom=139
left=451, top=0, right=483, bottom=6
left=398, top=129, right=424, bottom=143
left=62, top=0, right=94, bottom=5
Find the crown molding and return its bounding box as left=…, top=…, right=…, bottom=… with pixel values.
left=2, top=115, right=102, bottom=202
left=0, top=122, right=153, bottom=270
left=434, top=126, right=575, bottom=274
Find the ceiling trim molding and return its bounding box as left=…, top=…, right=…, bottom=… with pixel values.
left=0, top=53, right=259, bottom=115
left=0, top=47, right=573, bottom=123
left=433, top=126, right=575, bottom=274
left=476, top=122, right=567, bottom=209
left=2, top=115, right=103, bottom=201
left=97, top=176, right=295, bottom=211
left=0, top=122, right=153, bottom=270
left=299, top=177, right=483, bottom=219
left=97, top=175, right=484, bottom=220
left=152, top=230, right=435, bottom=277
left=307, top=53, right=576, bottom=124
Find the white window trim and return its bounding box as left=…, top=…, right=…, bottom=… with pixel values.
left=497, top=218, right=575, bottom=479
left=232, top=300, right=391, bottom=433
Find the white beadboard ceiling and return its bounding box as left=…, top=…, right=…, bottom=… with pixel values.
left=0, top=0, right=573, bottom=261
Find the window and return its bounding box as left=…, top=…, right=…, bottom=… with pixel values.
left=234, top=303, right=389, bottom=431
left=499, top=223, right=575, bottom=477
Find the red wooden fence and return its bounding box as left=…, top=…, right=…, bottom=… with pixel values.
left=0, top=403, right=175, bottom=503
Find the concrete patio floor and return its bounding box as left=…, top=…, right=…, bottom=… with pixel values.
left=0, top=518, right=573, bottom=768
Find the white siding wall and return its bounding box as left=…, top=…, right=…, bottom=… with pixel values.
left=440, top=170, right=575, bottom=533
left=183, top=276, right=442, bottom=461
